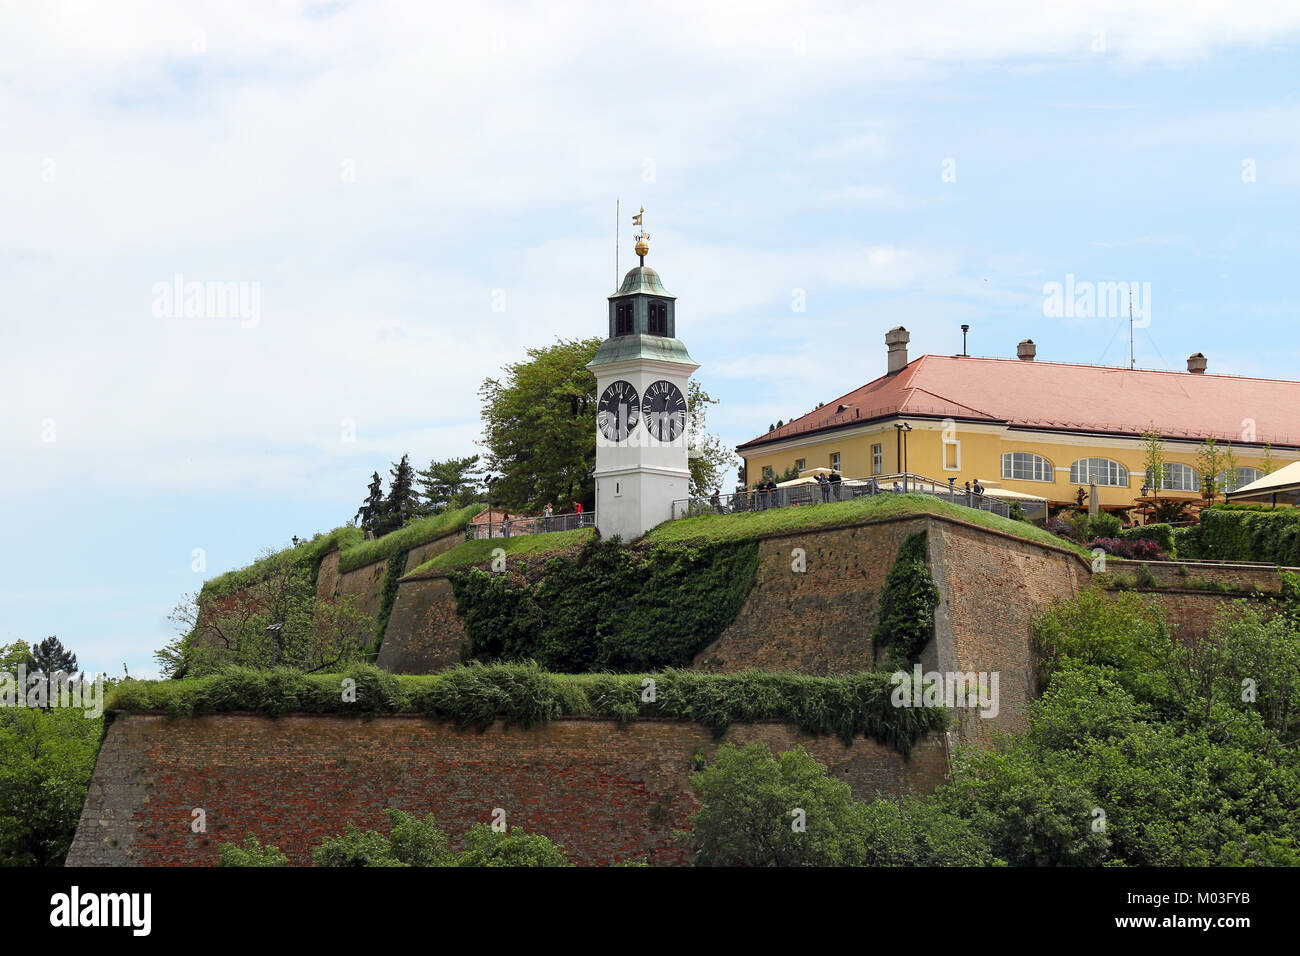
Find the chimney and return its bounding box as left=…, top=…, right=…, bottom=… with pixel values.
left=1187, top=352, right=1207, bottom=374
left=1017, top=339, right=1036, bottom=361
left=886, top=326, right=910, bottom=375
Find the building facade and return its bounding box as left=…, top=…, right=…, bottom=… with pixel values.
left=738, top=327, right=1300, bottom=514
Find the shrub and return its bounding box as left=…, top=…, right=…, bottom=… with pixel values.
left=1173, top=523, right=1203, bottom=559
left=312, top=824, right=407, bottom=867
left=686, top=742, right=869, bottom=866
left=1087, top=512, right=1122, bottom=540
left=1120, top=522, right=1176, bottom=557
left=218, top=836, right=288, bottom=867
left=1087, top=536, right=1167, bottom=561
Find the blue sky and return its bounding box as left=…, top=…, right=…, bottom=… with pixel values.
left=3, top=2, right=1299, bottom=676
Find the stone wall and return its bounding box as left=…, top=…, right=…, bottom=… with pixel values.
left=67, top=714, right=948, bottom=867
left=376, top=576, right=469, bottom=672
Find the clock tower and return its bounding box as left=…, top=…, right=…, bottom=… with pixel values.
left=587, top=213, right=698, bottom=541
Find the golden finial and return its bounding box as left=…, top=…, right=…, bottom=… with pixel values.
left=632, top=206, right=649, bottom=263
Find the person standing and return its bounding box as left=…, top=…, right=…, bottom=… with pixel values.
left=543, top=502, right=553, bottom=532
left=828, top=469, right=842, bottom=500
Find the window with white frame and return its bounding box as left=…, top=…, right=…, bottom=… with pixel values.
left=794, top=458, right=806, bottom=472
left=871, top=443, right=883, bottom=475
left=1069, top=457, right=1129, bottom=487
left=830, top=452, right=841, bottom=471
left=1160, top=462, right=1201, bottom=493
left=1216, top=467, right=1263, bottom=493
left=942, top=439, right=960, bottom=471
left=1001, top=452, right=1054, bottom=482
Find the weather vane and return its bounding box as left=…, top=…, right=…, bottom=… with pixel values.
left=632, top=206, right=649, bottom=264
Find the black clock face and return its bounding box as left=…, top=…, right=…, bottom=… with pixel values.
left=641, top=380, right=687, bottom=442
left=597, top=380, right=640, bottom=442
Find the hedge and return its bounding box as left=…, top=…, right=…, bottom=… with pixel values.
left=106, top=663, right=947, bottom=755
left=1195, top=507, right=1300, bottom=566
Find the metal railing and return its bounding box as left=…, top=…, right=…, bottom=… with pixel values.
left=672, top=473, right=1022, bottom=521
left=466, top=511, right=593, bottom=540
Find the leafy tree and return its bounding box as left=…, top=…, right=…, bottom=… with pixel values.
left=1196, top=437, right=1226, bottom=503
left=385, top=809, right=456, bottom=866
left=687, top=381, right=736, bottom=497
left=479, top=337, right=601, bottom=513
left=0, top=641, right=33, bottom=675
left=0, top=706, right=103, bottom=865
left=161, top=549, right=372, bottom=677
left=1141, top=425, right=1165, bottom=496
left=1262, top=443, right=1276, bottom=476
left=417, top=455, right=482, bottom=515
left=218, top=836, right=289, bottom=867
left=356, top=471, right=386, bottom=536
left=455, top=824, right=570, bottom=867
left=312, top=824, right=406, bottom=867
left=686, top=741, right=868, bottom=866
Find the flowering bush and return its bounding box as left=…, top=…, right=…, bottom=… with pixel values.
left=1087, top=537, right=1168, bottom=561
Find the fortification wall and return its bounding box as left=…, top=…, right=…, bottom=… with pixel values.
left=67, top=714, right=948, bottom=867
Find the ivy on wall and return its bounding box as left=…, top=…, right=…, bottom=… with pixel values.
left=448, top=537, right=760, bottom=672
left=873, top=531, right=940, bottom=668
left=373, top=548, right=412, bottom=654
left=1194, top=507, right=1300, bottom=566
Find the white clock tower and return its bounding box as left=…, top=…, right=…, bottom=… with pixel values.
left=587, top=214, right=698, bottom=541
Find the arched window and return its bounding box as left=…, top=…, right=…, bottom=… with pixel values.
left=648, top=300, right=668, bottom=336
left=1216, top=467, right=1263, bottom=494
left=1001, top=452, right=1054, bottom=482
left=615, top=302, right=634, bottom=336
left=1070, top=457, right=1129, bottom=487
left=1160, top=462, right=1200, bottom=492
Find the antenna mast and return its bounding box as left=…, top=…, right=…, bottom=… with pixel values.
left=615, top=199, right=620, bottom=287
left=1129, top=288, right=1135, bottom=369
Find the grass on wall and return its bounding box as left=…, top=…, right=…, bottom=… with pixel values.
left=405, top=528, right=595, bottom=577
left=646, top=492, right=1091, bottom=557
left=337, top=504, right=486, bottom=573
left=200, top=526, right=365, bottom=602
left=105, top=662, right=947, bottom=755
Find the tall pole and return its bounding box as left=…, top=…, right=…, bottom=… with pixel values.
left=615, top=199, right=620, bottom=287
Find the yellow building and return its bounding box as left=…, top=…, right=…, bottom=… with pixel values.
left=737, top=328, right=1299, bottom=517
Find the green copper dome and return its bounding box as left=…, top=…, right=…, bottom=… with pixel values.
left=611, top=266, right=674, bottom=299
left=588, top=333, right=696, bottom=368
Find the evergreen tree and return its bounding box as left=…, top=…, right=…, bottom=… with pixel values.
left=417, top=455, right=482, bottom=514
left=356, top=471, right=386, bottom=536
left=381, top=454, right=418, bottom=535
left=29, top=636, right=76, bottom=677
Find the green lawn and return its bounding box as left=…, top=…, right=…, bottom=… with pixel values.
left=404, top=527, right=596, bottom=577
left=647, top=492, right=1092, bottom=557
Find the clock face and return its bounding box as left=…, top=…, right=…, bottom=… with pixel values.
left=597, top=380, right=640, bottom=442
left=641, top=379, right=687, bottom=442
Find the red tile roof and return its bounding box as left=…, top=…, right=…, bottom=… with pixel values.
left=738, top=355, right=1300, bottom=451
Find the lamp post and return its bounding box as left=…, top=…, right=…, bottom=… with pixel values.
left=894, top=422, right=912, bottom=491
left=1140, top=483, right=1150, bottom=525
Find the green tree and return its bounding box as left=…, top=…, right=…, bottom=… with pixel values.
left=1141, top=425, right=1165, bottom=498
left=455, top=824, right=570, bottom=867
left=0, top=641, right=33, bottom=675
left=356, top=471, right=386, bottom=536
left=1196, top=437, right=1226, bottom=503
left=0, top=706, right=103, bottom=865
left=686, top=741, right=868, bottom=866
left=30, top=636, right=77, bottom=679
left=1262, top=443, right=1277, bottom=476
left=480, top=337, right=601, bottom=513
left=218, top=835, right=289, bottom=867
left=417, top=455, right=482, bottom=515
left=687, top=381, right=736, bottom=497
left=379, top=454, right=418, bottom=535
left=311, top=824, right=406, bottom=867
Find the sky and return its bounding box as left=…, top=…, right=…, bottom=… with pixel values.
left=2, top=1, right=1299, bottom=677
